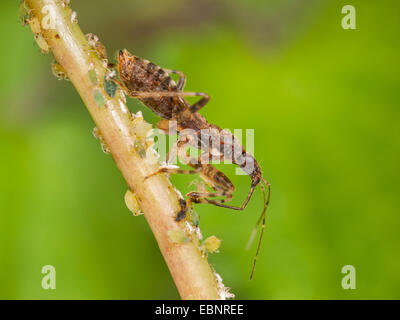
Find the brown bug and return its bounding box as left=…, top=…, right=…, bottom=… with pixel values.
left=115, top=49, right=271, bottom=279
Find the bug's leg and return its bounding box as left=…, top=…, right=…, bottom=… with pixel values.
left=248, top=179, right=271, bottom=279
left=163, top=69, right=186, bottom=91
left=124, top=91, right=208, bottom=102
left=156, top=119, right=170, bottom=133
left=145, top=165, right=202, bottom=179
left=189, top=93, right=210, bottom=113
left=184, top=162, right=235, bottom=206
left=202, top=182, right=258, bottom=211
left=145, top=156, right=203, bottom=223
left=145, top=137, right=201, bottom=179
left=186, top=190, right=233, bottom=206
left=194, top=162, right=258, bottom=211
left=163, top=161, right=233, bottom=218
left=133, top=90, right=210, bottom=113
left=113, top=79, right=210, bottom=113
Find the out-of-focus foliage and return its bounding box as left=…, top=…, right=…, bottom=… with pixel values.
left=0, top=0, right=399, bottom=299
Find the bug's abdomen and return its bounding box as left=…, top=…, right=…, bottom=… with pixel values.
left=140, top=96, right=185, bottom=120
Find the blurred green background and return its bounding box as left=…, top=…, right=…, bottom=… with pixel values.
left=0, top=0, right=399, bottom=299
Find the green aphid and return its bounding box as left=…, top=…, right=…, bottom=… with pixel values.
left=168, top=229, right=190, bottom=244
left=19, top=1, right=30, bottom=26
left=134, top=140, right=146, bottom=158
left=187, top=209, right=200, bottom=227
left=88, top=69, right=98, bottom=85
left=93, top=89, right=105, bottom=107
left=104, top=76, right=117, bottom=98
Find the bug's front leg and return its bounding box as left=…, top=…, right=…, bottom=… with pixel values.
left=144, top=152, right=203, bottom=222
left=124, top=90, right=209, bottom=102
left=156, top=119, right=170, bottom=133
left=189, top=94, right=210, bottom=113
left=145, top=164, right=202, bottom=180
left=145, top=135, right=199, bottom=178
left=115, top=88, right=210, bottom=114
left=163, top=69, right=186, bottom=91
left=185, top=162, right=234, bottom=207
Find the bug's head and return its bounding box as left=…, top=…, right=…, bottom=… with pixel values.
left=118, top=49, right=128, bottom=68
left=118, top=49, right=127, bottom=63
left=117, top=49, right=135, bottom=81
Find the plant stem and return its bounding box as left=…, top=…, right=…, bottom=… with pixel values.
left=25, top=0, right=225, bottom=300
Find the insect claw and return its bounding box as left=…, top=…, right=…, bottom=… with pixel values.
left=144, top=168, right=162, bottom=180
left=144, top=173, right=153, bottom=180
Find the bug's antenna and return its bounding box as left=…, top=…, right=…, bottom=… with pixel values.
left=248, top=178, right=271, bottom=280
